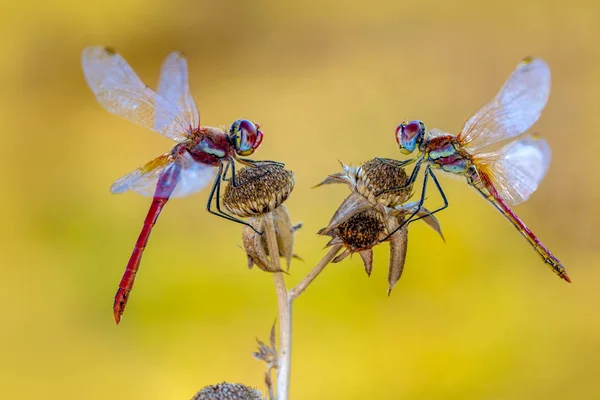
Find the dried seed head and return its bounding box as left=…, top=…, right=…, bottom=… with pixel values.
left=191, top=382, right=262, bottom=400
left=336, top=208, right=385, bottom=252
left=319, top=159, right=445, bottom=287
left=356, top=158, right=413, bottom=207
left=223, top=162, right=294, bottom=218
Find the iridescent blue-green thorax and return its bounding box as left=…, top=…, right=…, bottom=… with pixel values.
left=425, top=135, right=471, bottom=175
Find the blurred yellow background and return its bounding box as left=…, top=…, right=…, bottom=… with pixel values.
left=2, top=0, right=600, bottom=398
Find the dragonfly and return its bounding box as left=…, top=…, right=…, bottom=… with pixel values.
left=82, top=46, right=275, bottom=324
left=383, top=57, right=570, bottom=282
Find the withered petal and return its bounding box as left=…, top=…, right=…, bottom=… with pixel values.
left=332, top=249, right=351, bottom=263
left=388, top=226, right=408, bottom=296
left=242, top=218, right=285, bottom=273
left=358, top=249, right=374, bottom=276
left=313, top=173, right=351, bottom=188
left=416, top=207, right=445, bottom=242
left=272, top=205, right=295, bottom=269
left=324, top=236, right=344, bottom=247
left=318, top=192, right=372, bottom=236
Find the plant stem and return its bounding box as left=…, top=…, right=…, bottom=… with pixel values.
left=263, top=213, right=343, bottom=399
left=263, top=213, right=291, bottom=400
left=289, top=244, right=342, bottom=301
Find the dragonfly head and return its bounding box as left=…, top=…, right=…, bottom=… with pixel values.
left=230, top=119, right=264, bottom=156
left=395, top=120, right=426, bottom=155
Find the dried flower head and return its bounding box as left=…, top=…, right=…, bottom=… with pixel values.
left=317, top=158, right=414, bottom=207
left=222, top=161, right=300, bottom=272
left=318, top=159, right=444, bottom=293
left=191, top=382, right=262, bottom=400
left=223, top=162, right=294, bottom=218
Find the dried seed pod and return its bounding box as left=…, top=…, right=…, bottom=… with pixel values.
left=318, top=158, right=444, bottom=288
left=191, top=382, right=262, bottom=400
left=356, top=158, right=413, bottom=207
left=320, top=204, right=387, bottom=275
left=336, top=208, right=385, bottom=252
left=223, top=162, right=294, bottom=218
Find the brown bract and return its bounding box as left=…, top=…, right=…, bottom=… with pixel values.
left=317, top=159, right=444, bottom=294
left=222, top=162, right=299, bottom=273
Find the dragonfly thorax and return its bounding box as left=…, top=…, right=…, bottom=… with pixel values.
left=425, top=135, right=472, bottom=175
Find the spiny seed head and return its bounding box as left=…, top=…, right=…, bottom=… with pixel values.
left=336, top=208, right=385, bottom=252
left=223, top=162, right=294, bottom=217
left=191, top=382, right=262, bottom=400
left=356, top=158, right=413, bottom=207
left=318, top=159, right=445, bottom=292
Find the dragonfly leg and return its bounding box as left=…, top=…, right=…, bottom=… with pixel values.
left=375, top=158, right=424, bottom=197
left=405, top=168, right=449, bottom=224
left=230, top=159, right=284, bottom=189
left=221, top=161, right=232, bottom=182
left=239, top=158, right=285, bottom=168
left=375, top=157, right=417, bottom=168
left=205, top=164, right=262, bottom=233
left=380, top=164, right=431, bottom=242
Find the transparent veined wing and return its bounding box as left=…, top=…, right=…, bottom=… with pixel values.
left=111, top=151, right=216, bottom=198
left=425, top=128, right=450, bottom=141
left=82, top=46, right=190, bottom=142
left=474, top=135, right=551, bottom=206
left=458, top=57, right=551, bottom=151
left=155, top=51, right=199, bottom=132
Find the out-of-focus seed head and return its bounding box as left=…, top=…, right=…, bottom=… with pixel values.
left=223, top=162, right=294, bottom=218
left=191, top=382, right=262, bottom=400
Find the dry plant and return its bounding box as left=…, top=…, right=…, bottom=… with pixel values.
left=191, top=158, right=444, bottom=400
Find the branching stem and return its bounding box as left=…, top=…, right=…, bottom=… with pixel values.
left=289, top=244, right=342, bottom=301
left=263, top=213, right=291, bottom=400
left=263, top=213, right=343, bottom=400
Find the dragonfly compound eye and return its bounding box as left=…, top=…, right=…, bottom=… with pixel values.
left=396, top=120, right=425, bottom=154
left=230, top=119, right=263, bottom=156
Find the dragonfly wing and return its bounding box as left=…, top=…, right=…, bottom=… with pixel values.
left=155, top=51, right=199, bottom=132
left=458, top=58, right=551, bottom=151
left=111, top=151, right=216, bottom=198
left=474, top=135, right=551, bottom=206
left=170, top=152, right=216, bottom=198
left=425, top=128, right=450, bottom=141
left=82, top=46, right=190, bottom=142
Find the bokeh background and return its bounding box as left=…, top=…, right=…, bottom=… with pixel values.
left=2, top=0, right=600, bottom=398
